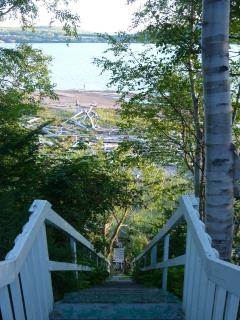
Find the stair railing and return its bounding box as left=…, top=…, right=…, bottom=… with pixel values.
left=0, top=200, right=109, bottom=320
left=134, top=195, right=240, bottom=320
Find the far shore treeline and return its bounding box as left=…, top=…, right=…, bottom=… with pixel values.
left=0, top=26, right=146, bottom=43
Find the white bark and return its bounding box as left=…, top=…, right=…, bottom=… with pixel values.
left=202, top=0, right=233, bottom=260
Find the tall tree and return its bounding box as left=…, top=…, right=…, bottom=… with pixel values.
left=202, top=0, right=233, bottom=260
left=0, top=46, right=54, bottom=258
left=97, top=0, right=239, bottom=260
left=0, top=0, right=80, bottom=258
left=96, top=0, right=205, bottom=203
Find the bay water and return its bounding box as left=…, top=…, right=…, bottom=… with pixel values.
left=1, top=43, right=145, bottom=91
left=2, top=43, right=238, bottom=91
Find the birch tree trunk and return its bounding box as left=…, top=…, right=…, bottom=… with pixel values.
left=202, top=0, right=233, bottom=260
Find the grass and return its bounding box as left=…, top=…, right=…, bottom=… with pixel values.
left=96, top=108, right=119, bottom=127
left=38, top=107, right=73, bottom=124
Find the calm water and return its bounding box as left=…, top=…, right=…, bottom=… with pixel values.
left=1, top=43, right=145, bottom=90
left=3, top=43, right=238, bottom=90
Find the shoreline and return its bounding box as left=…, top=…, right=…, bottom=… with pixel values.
left=41, top=89, right=121, bottom=112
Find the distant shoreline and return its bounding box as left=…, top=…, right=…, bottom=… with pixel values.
left=41, top=89, right=122, bottom=112
left=0, top=27, right=145, bottom=44
left=0, top=40, right=112, bottom=44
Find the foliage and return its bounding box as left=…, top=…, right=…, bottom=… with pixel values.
left=95, top=1, right=205, bottom=206
left=133, top=268, right=162, bottom=288
left=233, top=199, right=240, bottom=265
left=230, top=0, right=240, bottom=39
left=132, top=199, right=187, bottom=296
left=88, top=266, right=109, bottom=285
left=0, top=44, right=55, bottom=259
left=51, top=271, right=90, bottom=301
left=0, top=0, right=80, bottom=36
left=51, top=266, right=109, bottom=301
left=96, top=0, right=240, bottom=262
left=114, top=161, right=191, bottom=270
left=132, top=266, right=184, bottom=298
left=0, top=44, right=55, bottom=97
left=36, top=151, right=140, bottom=256
left=0, top=0, right=119, bottom=299
left=0, top=0, right=81, bottom=266
left=96, top=0, right=240, bottom=206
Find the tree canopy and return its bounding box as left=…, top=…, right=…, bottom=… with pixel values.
left=0, top=0, right=80, bottom=35
left=96, top=0, right=240, bottom=260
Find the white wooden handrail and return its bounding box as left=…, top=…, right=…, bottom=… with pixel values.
left=46, top=208, right=108, bottom=262
left=135, top=195, right=240, bottom=320
left=135, top=206, right=183, bottom=261
left=0, top=200, right=109, bottom=320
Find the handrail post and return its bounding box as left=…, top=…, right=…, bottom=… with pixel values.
left=162, top=234, right=170, bottom=290
left=143, top=255, right=147, bottom=268
left=70, top=237, right=78, bottom=280
left=150, top=245, right=157, bottom=265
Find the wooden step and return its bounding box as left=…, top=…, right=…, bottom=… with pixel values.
left=50, top=278, right=184, bottom=320
left=50, top=303, right=184, bottom=320
left=62, top=288, right=180, bottom=304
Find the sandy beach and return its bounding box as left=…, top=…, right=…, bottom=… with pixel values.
left=41, top=90, right=121, bottom=112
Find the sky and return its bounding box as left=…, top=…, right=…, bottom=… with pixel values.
left=0, top=0, right=145, bottom=33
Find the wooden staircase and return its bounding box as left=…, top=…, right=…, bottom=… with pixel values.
left=50, top=277, right=184, bottom=320
left=1, top=196, right=240, bottom=320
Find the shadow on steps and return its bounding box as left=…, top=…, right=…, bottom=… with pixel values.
left=50, top=275, right=185, bottom=320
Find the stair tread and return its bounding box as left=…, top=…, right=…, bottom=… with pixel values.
left=50, top=278, right=184, bottom=320
left=63, top=289, right=179, bottom=303
left=50, top=303, right=184, bottom=320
